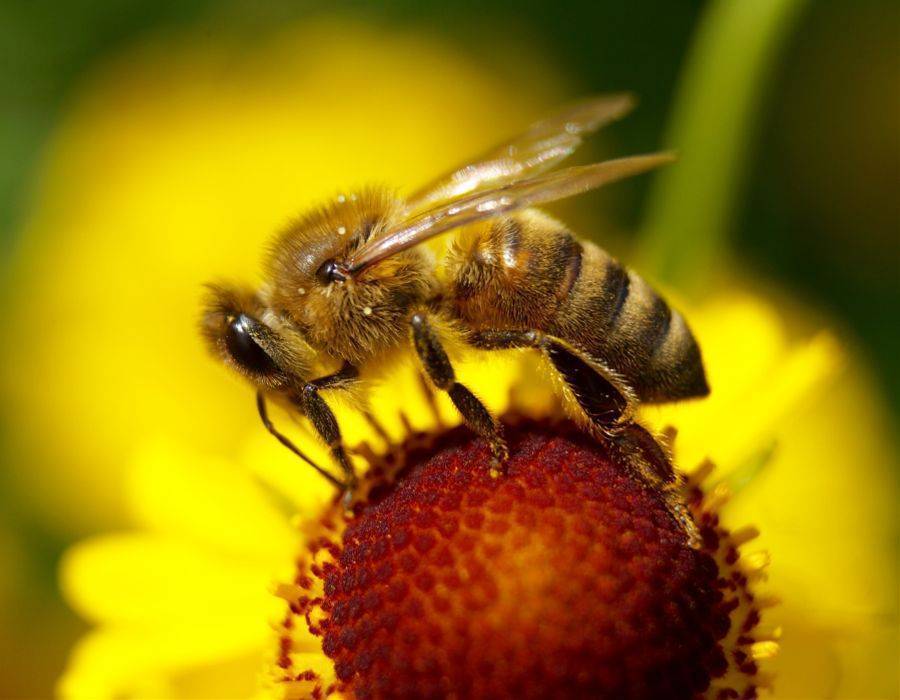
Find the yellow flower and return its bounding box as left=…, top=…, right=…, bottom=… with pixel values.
left=2, top=16, right=895, bottom=700
left=56, top=287, right=884, bottom=699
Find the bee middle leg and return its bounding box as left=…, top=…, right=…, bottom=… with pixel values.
left=410, top=313, right=508, bottom=469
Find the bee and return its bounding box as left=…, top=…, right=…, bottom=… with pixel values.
left=202, top=95, right=709, bottom=499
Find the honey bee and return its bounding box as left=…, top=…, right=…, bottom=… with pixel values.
left=202, top=95, right=709, bottom=499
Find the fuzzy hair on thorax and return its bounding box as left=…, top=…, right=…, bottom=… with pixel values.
left=264, top=188, right=439, bottom=366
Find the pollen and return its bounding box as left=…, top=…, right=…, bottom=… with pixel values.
left=363, top=306, right=373, bottom=316
left=337, top=226, right=347, bottom=236
left=275, top=419, right=770, bottom=699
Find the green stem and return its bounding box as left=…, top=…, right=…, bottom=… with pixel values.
left=637, top=0, right=809, bottom=293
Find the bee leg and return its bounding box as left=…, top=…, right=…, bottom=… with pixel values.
left=294, top=364, right=361, bottom=505
left=410, top=313, right=508, bottom=470
left=469, top=329, right=634, bottom=432
left=470, top=330, right=698, bottom=542
left=256, top=391, right=346, bottom=491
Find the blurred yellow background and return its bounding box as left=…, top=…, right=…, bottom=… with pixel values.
left=0, top=1, right=897, bottom=697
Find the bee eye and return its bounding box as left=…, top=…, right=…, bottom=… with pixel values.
left=225, top=314, right=279, bottom=376
left=316, top=259, right=347, bottom=284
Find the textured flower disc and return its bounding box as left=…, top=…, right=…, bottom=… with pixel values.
left=277, top=419, right=768, bottom=700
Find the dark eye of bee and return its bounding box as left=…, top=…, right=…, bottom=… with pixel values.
left=225, top=314, right=279, bottom=376
left=316, top=259, right=349, bottom=284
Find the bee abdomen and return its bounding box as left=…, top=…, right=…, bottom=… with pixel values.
left=448, top=215, right=708, bottom=403
left=645, top=307, right=709, bottom=400
left=464, top=213, right=584, bottom=328
left=555, top=238, right=584, bottom=303
left=552, top=243, right=707, bottom=402
left=601, top=256, right=630, bottom=328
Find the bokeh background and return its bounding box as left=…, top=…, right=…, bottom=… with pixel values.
left=0, top=0, right=897, bottom=698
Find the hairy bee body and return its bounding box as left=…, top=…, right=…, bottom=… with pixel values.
left=202, top=95, right=710, bottom=502
left=264, top=189, right=436, bottom=367
left=445, top=209, right=708, bottom=402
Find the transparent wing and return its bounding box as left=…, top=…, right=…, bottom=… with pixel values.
left=404, top=94, right=636, bottom=212
left=347, top=152, right=674, bottom=272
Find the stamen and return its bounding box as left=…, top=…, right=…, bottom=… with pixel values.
left=731, top=525, right=761, bottom=546
left=744, top=551, right=772, bottom=571
left=750, top=640, right=780, bottom=660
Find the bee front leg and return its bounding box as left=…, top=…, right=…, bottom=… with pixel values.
left=293, top=363, right=360, bottom=505
left=256, top=391, right=347, bottom=491
left=410, top=313, right=508, bottom=471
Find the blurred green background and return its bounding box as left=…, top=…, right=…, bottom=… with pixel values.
left=0, top=0, right=897, bottom=697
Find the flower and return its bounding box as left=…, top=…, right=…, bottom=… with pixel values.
left=2, top=15, right=895, bottom=700
left=273, top=414, right=773, bottom=699
left=60, top=336, right=784, bottom=700
left=56, top=285, right=871, bottom=699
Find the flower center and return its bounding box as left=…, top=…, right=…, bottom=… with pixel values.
left=275, top=418, right=770, bottom=699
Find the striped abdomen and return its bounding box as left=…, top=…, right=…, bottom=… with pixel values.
left=446, top=210, right=709, bottom=402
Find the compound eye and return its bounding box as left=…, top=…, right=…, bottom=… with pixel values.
left=316, top=259, right=347, bottom=285
left=225, top=314, right=279, bottom=376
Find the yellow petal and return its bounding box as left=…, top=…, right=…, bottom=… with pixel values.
left=58, top=627, right=266, bottom=700
left=170, top=651, right=273, bottom=700
left=643, top=293, right=842, bottom=473
left=725, top=365, right=899, bottom=695
left=60, top=533, right=282, bottom=627
left=128, top=439, right=295, bottom=562
left=240, top=426, right=339, bottom=518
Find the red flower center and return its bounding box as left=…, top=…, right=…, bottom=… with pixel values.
left=290, top=419, right=739, bottom=699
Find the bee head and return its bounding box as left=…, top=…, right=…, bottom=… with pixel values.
left=200, top=283, right=316, bottom=390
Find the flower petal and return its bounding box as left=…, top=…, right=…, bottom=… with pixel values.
left=60, top=533, right=282, bottom=626
left=58, top=627, right=266, bottom=700
left=128, top=439, right=295, bottom=562
left=643, top=293, right=842, bottom=473
left=726, top=365, right=898, bottom=627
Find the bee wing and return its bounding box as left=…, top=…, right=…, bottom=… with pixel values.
left=404, top=94, right=636, bottom=212
left=347, top=152, right=674, bottom=272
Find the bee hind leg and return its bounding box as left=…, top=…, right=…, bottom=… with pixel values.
left=467, top=329, right=679, bottom=483
left=471, top=329, right=700, bottom=543
left=469, top=329, right=635, bottom=433
left=410, top=313, right=508, bottom=472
